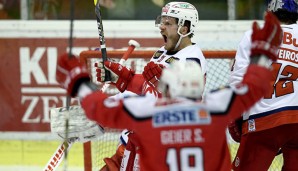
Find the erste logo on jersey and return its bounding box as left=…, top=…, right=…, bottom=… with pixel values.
left=153, top=107, right=211, bottom=127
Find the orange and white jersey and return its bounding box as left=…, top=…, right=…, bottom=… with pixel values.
left=230, top=24, right=298, bottom=134
left=150, top=43, right=207, bottom=75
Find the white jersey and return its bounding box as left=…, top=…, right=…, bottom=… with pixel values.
left=230, top=24, right=298, bottom=134
left=139, top=43, right=207, bottom=99
left=150, top=43, right=207, bottom=75
left=123, top=43, right=207, bottom=98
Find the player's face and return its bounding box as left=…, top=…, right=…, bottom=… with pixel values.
left=158, top=16, right=180, bottom=51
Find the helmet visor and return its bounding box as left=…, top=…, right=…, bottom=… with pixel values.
left=155, top=15, right=177, bottom=27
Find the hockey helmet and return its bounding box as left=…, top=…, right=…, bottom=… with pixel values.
left=156, top=2, right=199, bottom=35
left=158, top=61, right=204, bottom=99
left=267, top=0, right=298, bottom=13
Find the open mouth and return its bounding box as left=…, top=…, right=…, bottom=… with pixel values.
left=162, top=35, right=167, bottom=43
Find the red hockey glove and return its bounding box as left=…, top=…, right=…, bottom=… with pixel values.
left=250, top=12, right=282, bottom=62
left=228, top=116, right=243, bottom=143
left=56, top=53, right=90, bottom=97
left=142, top=61, right=165, bottom=88
left=100, top=61, right=135, bottom=92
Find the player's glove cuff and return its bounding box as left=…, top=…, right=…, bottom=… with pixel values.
left=251, top=41, right=279, bottom=61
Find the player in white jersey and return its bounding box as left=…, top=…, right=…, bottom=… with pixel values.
left=55, top=12, right=282, bottom=171
left=96, top=2, right=206, bottom=170
left=96, top=1, right=206, bottom=96
left=229, top=0, right=298, bottom=170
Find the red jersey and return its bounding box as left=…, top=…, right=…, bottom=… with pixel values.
left=81, top=65, right=271, bottom=171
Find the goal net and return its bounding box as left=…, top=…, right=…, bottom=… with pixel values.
left=79, top=49, right=283, bottom=171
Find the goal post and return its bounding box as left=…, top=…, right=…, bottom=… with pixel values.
left=79, top=49, right=283, bottom=171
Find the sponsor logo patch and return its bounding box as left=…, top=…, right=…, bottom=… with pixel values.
left=152, top=50, right=164, bottom=59
left=152, top=107, right=211, bottom=127
left=165, top=56, right=179, bottom=64
left=248, top=119, right=256, bottom=132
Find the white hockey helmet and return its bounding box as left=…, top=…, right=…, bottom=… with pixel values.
left=267, top=0, right=298, bottom=13
left=158, top=61, right=204, bottom=99
left=158, top=1, right=199, bottom=35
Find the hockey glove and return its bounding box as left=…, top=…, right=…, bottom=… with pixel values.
left=56, top=53, right=90, bottom=97
left=96, top=61, right=134, bottom=92
left=228, top=116, right=243, bottom=143
left=250, top=12, right=282, bottom=62
left=142, top=61, right=165, bottom=88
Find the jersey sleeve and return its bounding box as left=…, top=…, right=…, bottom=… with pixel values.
left=80, top=91, right=155, bottom=130
left=230, top=30, right=252, bottom=86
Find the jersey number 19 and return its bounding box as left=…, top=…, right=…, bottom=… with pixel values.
left=166, top=147, right=203, bottom=171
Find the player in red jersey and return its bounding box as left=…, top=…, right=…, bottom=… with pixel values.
left=56, top=11, right=282, bottom=171
left=229, top=0, right=298, bottom=170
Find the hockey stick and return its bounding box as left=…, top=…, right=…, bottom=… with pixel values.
left=94, top=0, right=111, bottom=81
left=63, top=0, right=75, bottom=170
left=101, top=39, right=141, bottom=92
left=43, top=138, right=76, bottom=171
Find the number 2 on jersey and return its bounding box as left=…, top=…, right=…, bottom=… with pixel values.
left=264, top=63, right=298, bottom=98
left=166, top=147, right=203, bottom=171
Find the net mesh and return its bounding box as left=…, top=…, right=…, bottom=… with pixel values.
left=80, top=50, right=283, bottom=171
left=91, top=128, right=122, bottom=169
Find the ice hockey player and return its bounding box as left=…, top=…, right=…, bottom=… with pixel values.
left=229, top=0, right=298, bottom=170
left=96, top=1, right=207, bottom=97
left=96, top=2, right=207, bottom=169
